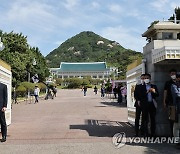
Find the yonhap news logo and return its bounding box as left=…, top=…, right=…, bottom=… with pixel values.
left=112, top=132, right=180, bottom=148
left=112, top=132, right=126, bottom=148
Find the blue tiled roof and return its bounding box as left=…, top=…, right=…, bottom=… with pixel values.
left=59, top=62, right=108, bottom=72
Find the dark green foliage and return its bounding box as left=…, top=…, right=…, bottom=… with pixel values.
left=46, top=31, right=142, bottom=78
left=0, top=31, right=50, bottom=86
left=16, top=82, right=46, bottom=97
left=66, top=78, right=83, bottom=89
left=16, top=85, right=26, bottom=97
left=169, top=7, right=180, bottom=21
left=55, top=78, right=63, bottom=85
left=82, top=79, right=90, bottom=86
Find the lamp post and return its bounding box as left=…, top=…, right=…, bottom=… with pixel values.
left=27, top=58, right=37, bottom=99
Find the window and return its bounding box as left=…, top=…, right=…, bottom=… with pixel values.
left=177, top=33, right=180, bottom=40
left=162, top=32, right=173, bottom=40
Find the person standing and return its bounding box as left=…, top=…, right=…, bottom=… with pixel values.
left=52, top=86, right=57, bottom=97
left=0, top=82, right=8, bottom=142
left=101, top=85, right=105, bottom=97
left=171, top=74, right=180, bottom=147
left=94, top=85, right=98, bottom=95
left=12, top=87, right=18, bottom=104
left=117, top=84, right=122, bottom=104
left=113, top=86, right=118, bottom=99
left=138, top=73, right=159, bottom=137
left=134, top=74, right=145, bottom=136
left=34, top=85, right=40, bottom=103
left=121, top=85, right=127, bottom=103
left=163, top=69, right=177, bottom=137
left=83, top=86, right=87, bottom=96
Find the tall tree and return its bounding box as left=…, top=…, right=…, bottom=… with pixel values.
left=169, top=7, right=180, bottom=21
left=0, top=31, right=49, bottom=86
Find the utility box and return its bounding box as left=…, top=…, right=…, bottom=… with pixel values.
left=0, top=59, right=12, bottom=125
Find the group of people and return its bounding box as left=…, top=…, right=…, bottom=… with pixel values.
left=91, top=84, right=127, bottom=104
left=34, top=85, right=57, bottom=102
left=44, top=85, right=57, bottom=100
left=1, top=69, right=179, bottom=143
left=113, top=84, right=127, bottom=104
left=82, top=85, right=107, bottom=97
left=134, top=70, right=180, bottom=146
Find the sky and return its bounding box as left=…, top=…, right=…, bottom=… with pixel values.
left=0, top=0, right=180, bottom=56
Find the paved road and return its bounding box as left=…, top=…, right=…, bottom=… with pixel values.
left=0, top=89, right=179, bottom=154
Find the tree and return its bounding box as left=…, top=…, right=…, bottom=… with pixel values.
left=0, top=31, right=50, bottom=86
left=55, top=78, right=63, bottom=85
left=169, top=7, right=180, bottom=21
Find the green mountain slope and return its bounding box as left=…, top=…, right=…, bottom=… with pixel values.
left=46, top=31, right=142, bottom=77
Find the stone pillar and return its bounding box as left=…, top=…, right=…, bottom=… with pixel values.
left=173, top=32, right=177, bottom=39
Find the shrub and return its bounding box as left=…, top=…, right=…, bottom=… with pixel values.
left=37, top=82, right=47, bottom=93
left=82, top=79, right=90, bottom=86
left=20, top=82, right=35, bottom=93
left=16, top=85, right=26, bottom=97
left=67, top=78, right=83, bottom=89
left=86, top=85, right=92, bottom=88
left=55, top=78, right=63, bottom=85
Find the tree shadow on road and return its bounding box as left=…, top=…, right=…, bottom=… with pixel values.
left=70, top=119, right=134, bottom=138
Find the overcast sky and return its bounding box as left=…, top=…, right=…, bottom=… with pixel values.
left=0, top=0, right=179, bottom=56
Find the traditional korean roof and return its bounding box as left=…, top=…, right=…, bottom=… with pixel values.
left=59, top=62, right=108, bottom=72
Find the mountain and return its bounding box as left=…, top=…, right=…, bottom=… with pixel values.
left=46, top=31, right=142, bottom=78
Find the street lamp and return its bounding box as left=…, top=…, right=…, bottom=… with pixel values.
left=0, top=37, right=5, bottom=51
left=27, top=58, right=37, bottom=99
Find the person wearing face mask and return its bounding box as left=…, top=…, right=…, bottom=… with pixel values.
left=137, top=73, right=159, bottom=137
left=163, top=69, right=177, bottom=137
left=171, top=74, right=180, bottom=148
left=134, top=74, right=145, bottom=136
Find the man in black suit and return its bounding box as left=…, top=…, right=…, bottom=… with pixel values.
left=134, top=74, right=145, bottom=136
left=0, top=82, right=8, bottom=142
left=137, top=73, right=159, bottom=137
